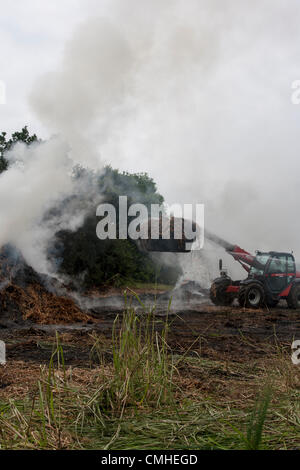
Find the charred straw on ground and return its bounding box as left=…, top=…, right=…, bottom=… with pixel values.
left=0, top=245, right=94, bottom=326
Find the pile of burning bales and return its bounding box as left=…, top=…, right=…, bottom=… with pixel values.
left=0, top=245, right=93, bottom=327
left=0, top=226, right=210, bottom=328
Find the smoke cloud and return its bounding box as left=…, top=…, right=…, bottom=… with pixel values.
left=2, top=0, right=300, bottom=282
left=0, top=138, right=90, bottom=274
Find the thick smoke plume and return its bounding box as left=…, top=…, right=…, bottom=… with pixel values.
left=0, top=138, right=104, bottom=277
left=0, top=138, right=74, bottom=274
left=2, top=0, right=300, bottom=284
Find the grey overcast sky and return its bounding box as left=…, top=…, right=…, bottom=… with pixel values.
left=0, top=0, right=110, bottom=136
left=1, top=0, right=300, bottom=263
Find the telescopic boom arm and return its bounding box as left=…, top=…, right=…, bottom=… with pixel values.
left=205, top=231, right=259, bottom=273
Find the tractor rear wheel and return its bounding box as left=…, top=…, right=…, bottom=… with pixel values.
left=238, top=286, right=246, bottom=307
left=210, top=278, right=234, bottom=306
left=238, top=282, right=265, bottom=308
left=287, top=284, right=300, bottom=309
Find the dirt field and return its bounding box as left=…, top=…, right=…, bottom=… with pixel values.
left=1, top=301, right=299, bottom=368
left=1, top=297, right=300, bottom=450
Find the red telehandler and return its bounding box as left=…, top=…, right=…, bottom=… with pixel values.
left=206, top=231, right=300, bottom=309
left=139, top=217, right=300, bottom=309
left=139, top=218, right=300, bottom=308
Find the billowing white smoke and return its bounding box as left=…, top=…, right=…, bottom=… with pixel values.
left=28, top=2, right=227, bottom=282
left=30, top=16, right=134, bottom=168
left=0, top=138, right=95, bottom=275
left=5, top=0, right=298, bottom=283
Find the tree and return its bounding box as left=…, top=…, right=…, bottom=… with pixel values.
left=0, top=133, right=8, bottom=173
left=0, top=127, right=182, bottom=287
left=55, top=166, right=181, bottom=288
left=0, top=126, right=38, bottom=174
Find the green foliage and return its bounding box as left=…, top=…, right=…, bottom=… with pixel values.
left=245, top=385, right=272, bottom=450
left=58, top=220, right=161, bottom=286
left=92, top=303, right=174, bottom=415
left=0, top=126, right=38, bottom=174
left=216, top=384, right=273, bottom=450
left=56, top=166, right=181, bottom=287
left=0, top=133, right=9, bottom=173
left=0, top=330, right=295, bottom=450
left=1, top=127, right=181, bottom=287
left=98, top=165, right=164, bottom=208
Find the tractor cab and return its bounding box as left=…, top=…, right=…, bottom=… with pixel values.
left=248, top=251, right=296, bottom=294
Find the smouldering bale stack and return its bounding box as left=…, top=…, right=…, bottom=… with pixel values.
left=0, top=283, right=94, bottom=325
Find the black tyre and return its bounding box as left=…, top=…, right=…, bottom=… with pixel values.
left=287, top=284, right=300, bottom=309
left=266, top=299, right=279, bottom=308
left=238, top=282, right=265, bottom=308
left=210, top=278, right=234, bottom=306
left=238, top=285, right=246, bottom=307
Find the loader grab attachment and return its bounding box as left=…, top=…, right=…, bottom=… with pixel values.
left=138, top=221, right=300, bottom=310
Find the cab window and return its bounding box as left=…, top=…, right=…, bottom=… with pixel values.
left=287, top=256, right=295, bottom=274
left=268, top=255, right=286, bottom=274
left=250, top=254, right=269, bottom=276
left=287, top=255, right=295, bottom=283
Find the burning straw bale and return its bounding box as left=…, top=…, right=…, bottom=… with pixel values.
left=0, top=283, right=94, bottom=325
left=0, top=245, right=95, bottom=325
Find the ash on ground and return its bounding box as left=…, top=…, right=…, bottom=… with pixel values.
left=164, top=280, right=209, bottom=303
left=0, top=244, right=210, bottom=329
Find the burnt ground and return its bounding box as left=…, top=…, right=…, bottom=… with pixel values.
left=0, top=301, right=299, bottom=368
left=1, top=293, right=300, bottom=420
left=0, top=249, right=298, bottom=373
left=1, top=267, right=299, bottom=450
left=0, top=247, right=300, bottom=392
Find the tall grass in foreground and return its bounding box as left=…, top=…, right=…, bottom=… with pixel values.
left=0, top=333, right=71, bottom=449
left=245, top=385, right=272, bottom=449
left=88, top=294, right=175, bottom=416
left=105, top=301, right=174, bottom=414
left=0, top=301, right=177, bottom=448
left=216, top=385, right=273, bottom=450
left=0, top=299, right=299, bottom=449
